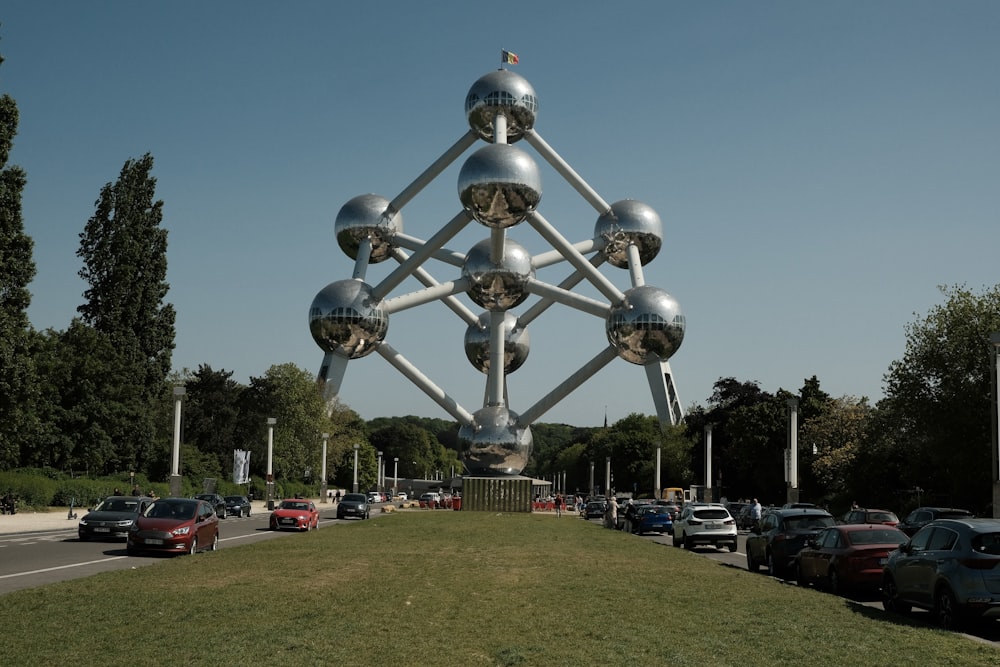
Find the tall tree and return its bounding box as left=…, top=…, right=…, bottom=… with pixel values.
left=75, top=154, right=175, bottom=470
left=882, top=284, right=1000, bottom=512
left=0, top=48, right=39, bottom=469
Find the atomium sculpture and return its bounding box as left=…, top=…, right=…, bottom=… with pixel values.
left=310, top=68, right=685, bottom=477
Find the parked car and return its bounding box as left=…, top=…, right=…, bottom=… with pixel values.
left=882, top=518, right=1000, bottom=630
left=795, top=524, right=908, bottom=594
left=194, top=493, right=228, bottom=519
left=897, top=507, right=973, bottom=537
left=127, top=498, right=220, bottom=556
left=632, top=504, right=674, bottom=535
left=224, top=495, right=252, bottom=518
left=394, top=492, right=408, bottom=501
left=269, top=498, right=319, bottom=531
left=746, top=507, right=836, bottom=577
left=672, top=503, right=738, bottom=551
left=735, top=505, right=755, bottom=531
left=78, top=495, right=154, bottom=541
left=336, top=493, right=371, bottom=520
left=419, top=492, right=442, bottom=507
left=841, top=508, right=899, bottom=527
left=581, top=500, right=606, bottom=520
left=367, top=492, right=383, bottom=505
left=726, top=502, right=748, bottom=523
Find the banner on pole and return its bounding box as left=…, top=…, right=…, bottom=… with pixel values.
left=233, top=449, right=251, bottom=484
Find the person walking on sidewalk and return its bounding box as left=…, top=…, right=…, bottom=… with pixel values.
left=554, top=493, right=563, bottom=517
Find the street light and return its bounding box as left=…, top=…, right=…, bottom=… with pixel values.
left=352, top=444, right=360, bottom=493
left=990, top=332, right=1000, bottom=517
left=393, top=457, right=399, bottom=497
left=266, top=418, right=277, bottom=510
left=786, top=398, right=799, bottom=505
left=377, top=451, right=383, bottom=493
left=320, top=433, right=329, bottom=503
left=605, top=456, right=611, bottom=496
left=170, top=386, right=185, bottom=496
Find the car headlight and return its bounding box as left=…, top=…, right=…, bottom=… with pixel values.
left=171, top=526, right=191, bottom=536
left=79, top=519, right=89, bottom=526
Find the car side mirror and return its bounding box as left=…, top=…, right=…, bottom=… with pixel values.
left=899, top=543, right=911, bottom=555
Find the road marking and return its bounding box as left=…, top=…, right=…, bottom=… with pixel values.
left=0, top=556, right=126, bottom=579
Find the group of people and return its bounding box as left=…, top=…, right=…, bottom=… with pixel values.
left=2, top=490, right=17, bottom=515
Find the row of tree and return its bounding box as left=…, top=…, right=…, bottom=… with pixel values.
left=3, top=47, right=1000, bottom=515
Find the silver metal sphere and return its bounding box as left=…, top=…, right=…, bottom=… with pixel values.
left=465, top=69, right=538, bottom=143
left=606, top=285, right=685, bottom=365
left=459, top=405, right=533, bottom=476
left=458, top=144, right=541, bottom=228
left=595, top=199, right=663, bottom=268
left=462, top=238, right=534, bottom=311
left=464, top=311, right=530, bottom=374
left=334, top=194, right=402, bottom=263
left=309, top=280, right=388, bottom=359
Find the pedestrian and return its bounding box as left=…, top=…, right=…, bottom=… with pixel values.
left=604, top=496, right=618, bottom=529
left=751, top=498, right=762, bottom=530
left=113, top=487, right=122, bottom=496
left=554, top=493, right=563, bottom=517
left=335, top=490, right=341, bottom=504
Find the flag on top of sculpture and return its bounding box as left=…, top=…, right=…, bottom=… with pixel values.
left=502, top=49, right=519, bottom=65
left=233, top=449, right=251, bottom=484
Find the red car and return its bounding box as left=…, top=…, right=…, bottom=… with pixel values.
left=269, top=499, right=319, bottom=531
left=127, top=498, right=220, bottom=556
left=795, top=524, right=908, bottom=594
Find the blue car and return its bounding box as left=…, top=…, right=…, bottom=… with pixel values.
left=633, top=505, right=674, bottom=535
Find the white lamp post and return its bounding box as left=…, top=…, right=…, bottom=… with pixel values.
left=377, top=451, right=383, bottom=493
left=266, top=418, right=276, bottom=510
left=170, top=386, right=185, bottom=496
left=393, top=457, right=399, bottom=498
left=990, top=333, right=1000, bottom=517
left=786, top=398, right=799, bottom=505
left=352, top=444, right=360, bottom=493
left=320, top=433, right=329, bottom=503
left=705, top=424, right=713, bottom=503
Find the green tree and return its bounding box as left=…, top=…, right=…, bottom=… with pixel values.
left=881, top=284, right=1000, bottom=512
left=75, top=153, right=175, bottom=471
left=0, top=50, right=38, bottom=469
left=801, top=396, right=873, bottom=508
left=182, top=365, right=245, bottom=476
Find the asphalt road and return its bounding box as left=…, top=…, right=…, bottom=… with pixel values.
left=0, top=509, right=351, bottom=595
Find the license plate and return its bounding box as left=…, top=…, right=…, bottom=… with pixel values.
left=281, top=518, right=295, bottom=524
left=95, top=527, right=110, bottom=533
left=708, top=522, right=721, bottom=529
left=145, top=538, right=163, bottom=545
left=878, top=558, right=887, bottom=565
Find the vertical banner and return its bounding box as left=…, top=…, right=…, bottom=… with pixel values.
left=233, top=449, right=251, bottom=484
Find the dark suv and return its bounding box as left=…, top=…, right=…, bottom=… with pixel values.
left=897, top=507, right=973, bottom=537
left=194, top=493, right=227, bottom=519
left=746, top=507, right=835, bottom=577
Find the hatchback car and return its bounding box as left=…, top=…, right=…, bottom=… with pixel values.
left=127, top=498, right=220, bottom=556
left=672, top=503, right=738, bottom=551
left=336, top=493, right=370, bottom=520
left=581, top=500, right=606, bottom=520
left=746, top=507, right=836, bottom=577
left=269, top=499, right=319, bottom=531
left=194, top=493, right=228, bottom=519
left=882, top=518, right=1000, bottom=630
left=897, top=507, right=973, bottom=537
left=224, top=495, right=252, bottom=518
left=841, top=508, right=899, bottom=527
left=633, top=505, right=674, bottom=535
left=78, top=495, right=154, bottom=541
left=795, top=524, right=908, bottom=594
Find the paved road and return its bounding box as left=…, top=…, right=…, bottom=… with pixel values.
left=0, top=508, right=356, bottom=595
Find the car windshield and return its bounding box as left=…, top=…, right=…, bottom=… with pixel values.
left=692, top=509, right=729, bottom=520
left=146, top=501, right=196, bottom=520
left=342, top=494, right=366, bottom=502
left=847, top=529, right=907, bottom=546
left=280, top=501, right=310, bottom=510
left=96, top=498, right=138, bottom=513
left=785, top=515, right=835, bottom=530
left=972, top=533, right=1000, bottom=555
left=225, top=496, right=244, bottom=503
left=868, top=512, right=898, bottom=522
left=643, top=506, right=671, bottom=516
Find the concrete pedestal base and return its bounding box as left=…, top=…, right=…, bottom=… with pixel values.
left=461, top=477, right=533, bottom=512
left=169, top=474, right=183, bottom=497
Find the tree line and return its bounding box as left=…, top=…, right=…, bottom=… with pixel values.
left=2, top=48, right=1000, bottom=515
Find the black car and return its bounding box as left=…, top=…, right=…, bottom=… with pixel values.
left=194, top=493, right=227, bottom=519
left=746, top=507, right=836, bottom=577
left=78, top=495, right=155, bottom=541
left=224, top=495, right=252, bottom=518
left=336, top=493, right=370, bottom=520
left=581, top=501, right=605, bottom=520
left=897, top=506, right=973, bottom=537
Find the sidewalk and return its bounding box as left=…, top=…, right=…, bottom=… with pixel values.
left=0, top=497, right=337, bottom=535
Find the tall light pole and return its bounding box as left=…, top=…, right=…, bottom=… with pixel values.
left=266, top=418, right=277, bottom=510
left=786, top=398, right=799, bottom=505
left=705, top=424, right=713, bottom=503
left=605, top=456, right=611, bottom=497
left=170, top=386, right=185, bottom=496
left=393, top=457, right=399, bottom=498
left=589, top=461, right=595, bottom=498
left=352, top=444, right=360, bottom=493
left=320, top=433, right=329, bottom=504
left=377, top=451, right=383, bottom=493
left=990, top=333, right=1000, bottom=517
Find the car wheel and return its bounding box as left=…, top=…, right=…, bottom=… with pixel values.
left=210, top=532, right=219, bottom=552
left=766, top=551, right=779, bottom=577
left=126, top=545, right=138, bottom=557
left=188, top=536, right=198, bottom=555
left=881, top=575, right=910, bottom=615
left=795, top=561, right=807, bottom=587
left=682, top=533, right=693, bottom=550
left=935, top=586, right=963, bottom=631
left=220, top=508, right=226, bottom=519
left=828, top=569, right=842, bottom=595
left=247, top=508, right=251, bottom=517
left=672, top=532, right=681, bottom=548
left=79, top=534, right=89, bottom=542
left=747, top=548, right=759, bottom=572
left=727, top=541, right=737, bottom=553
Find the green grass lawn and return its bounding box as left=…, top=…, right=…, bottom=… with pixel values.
left=1, top=511, right=996, bottom=666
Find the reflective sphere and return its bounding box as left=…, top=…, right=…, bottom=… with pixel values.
left=458, top=144, right=541, bottom=228
left=334, top=194, right=402, bottom=263
left=459, top=406, right=533, bottom=476
left=595, top=200, right=663, bottom=268
left=465, top=69, right=538, bottom=143
left=606, top=285, right=685, bottom=365
left=309, top=280, right=388, bottom=359
left=464, top=311, right=530, bottom=374
left=462, top=238, right=534, bottom=311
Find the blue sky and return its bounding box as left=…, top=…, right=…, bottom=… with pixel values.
left=3, top=2, right=998, bottom=427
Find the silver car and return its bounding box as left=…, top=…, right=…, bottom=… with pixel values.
left=882, top=518, right=1000, bottom=630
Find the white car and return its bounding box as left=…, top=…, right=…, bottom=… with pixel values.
left=673, top=503, right=738, bottom=551
left=393, top=492, right=408, bottom=501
